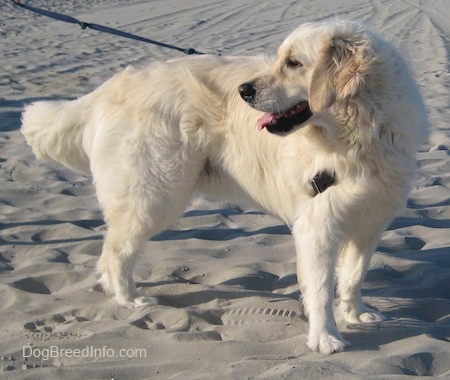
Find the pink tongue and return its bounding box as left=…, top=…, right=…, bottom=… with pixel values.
left=257, top=113, right=275, bottom=131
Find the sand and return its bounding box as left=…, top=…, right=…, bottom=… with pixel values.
left=0, top=0, right=449, bottom=378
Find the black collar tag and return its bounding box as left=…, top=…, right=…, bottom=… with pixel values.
left=311, top=171, right=336, bottom=196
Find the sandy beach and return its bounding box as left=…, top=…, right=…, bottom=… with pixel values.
left=0, top=0, right=449, bottom=378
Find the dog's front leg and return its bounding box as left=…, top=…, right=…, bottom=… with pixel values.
left=292, top=211, right=349, bottom=354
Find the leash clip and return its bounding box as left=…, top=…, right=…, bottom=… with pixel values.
left=311, top=171, right=336, bottom=196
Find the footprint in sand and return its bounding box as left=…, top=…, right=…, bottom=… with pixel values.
left=23, top=313, right=89, bottom=341
left=221, top=306, right=298, bottom=326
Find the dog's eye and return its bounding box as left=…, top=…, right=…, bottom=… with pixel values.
left=286, top=58, right=303, bottom=68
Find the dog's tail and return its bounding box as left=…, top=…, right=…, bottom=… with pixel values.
left=21, top=99, right=91, bottom=174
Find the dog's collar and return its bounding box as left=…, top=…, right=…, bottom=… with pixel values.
left=311, top=171, right=336, bottom=196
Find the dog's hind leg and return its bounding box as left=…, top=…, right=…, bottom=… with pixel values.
left=95, top=158, right=202, bottom=308
left=97, top=179, right=200, bottom=308
left=96, top=165, right=201, bottom=308
left=98, top=220, right=157, bottom=308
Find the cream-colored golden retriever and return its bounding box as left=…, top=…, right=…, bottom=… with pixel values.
left=21, top=20, right=428, bottom=353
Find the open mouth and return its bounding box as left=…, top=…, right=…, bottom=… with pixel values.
left=257, top=101, right=312, bottom=134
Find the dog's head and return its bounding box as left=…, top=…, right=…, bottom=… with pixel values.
left=239, top=20, right=377, bottom=135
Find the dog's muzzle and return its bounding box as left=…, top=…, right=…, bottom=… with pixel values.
left=238, top=82, right=313, bottom=135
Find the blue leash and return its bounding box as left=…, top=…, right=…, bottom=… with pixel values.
left=12, top=0, right=204, bottom=56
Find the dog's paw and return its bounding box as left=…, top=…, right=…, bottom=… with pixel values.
left=116, top=295, right=158, bottom=309
left=132, top=295, right=159, bottom=307
left=357, top=311, right=386, bottom=323
left=341, top=305, right=386, bottom=324
left=308, top=332, right=350, bottom=354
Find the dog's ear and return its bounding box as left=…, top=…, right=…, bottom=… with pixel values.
left=309, top=33, right=374, bottom=113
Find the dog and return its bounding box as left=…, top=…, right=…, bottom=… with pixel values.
left=21, top=19, right=428, bottom=353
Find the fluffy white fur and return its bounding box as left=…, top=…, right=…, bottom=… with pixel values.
left=21, top=20, right=428, bottom=354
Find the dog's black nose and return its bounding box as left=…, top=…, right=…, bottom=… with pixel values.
left=238, top=83, right=256, bottom=101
